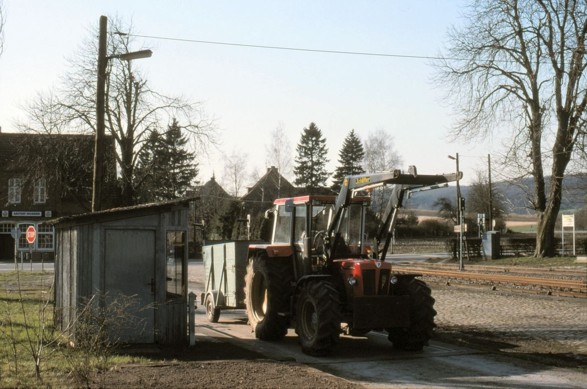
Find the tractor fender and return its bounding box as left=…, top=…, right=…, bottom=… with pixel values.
left=395, top=273, right=420, bottom=281
left=295, top=274, right=332, bottom=289
left=248, top=244, right=294, bottom=259
left=201, top=290, right=225, bottom=307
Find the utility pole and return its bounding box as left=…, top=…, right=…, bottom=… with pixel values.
left=92, top=15, right=108, bottom=212
left=449, top=153, right=464, bottom=271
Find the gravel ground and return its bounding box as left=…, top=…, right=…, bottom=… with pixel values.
left=87, top=263, right=587, bottom=387
left=189, top=259, right=587, bottom=368
left=429, top=281, right=587, bottom=368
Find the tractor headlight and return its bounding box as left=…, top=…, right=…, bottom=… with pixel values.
left=390, top=276, right=399, bottom=285
left=348, top=277, right=358, bottom=286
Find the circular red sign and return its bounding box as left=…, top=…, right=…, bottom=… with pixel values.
left=26, top=226, right=36, bottom=244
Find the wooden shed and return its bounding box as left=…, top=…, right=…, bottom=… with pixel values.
left=51, top=198, right=195, bottom=345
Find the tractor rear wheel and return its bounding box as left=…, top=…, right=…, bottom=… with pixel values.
left=244, top=255, right=292, bottom=340
left=295, top=280, right=341, bottom=356
left=386, top=278, right=436, bottom=351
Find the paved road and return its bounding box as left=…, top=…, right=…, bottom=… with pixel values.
left=0, top=261, right=53, bottom=272
left=195, top=309, right=585, bottom=389
left=188, top=260, right=587, bottom=389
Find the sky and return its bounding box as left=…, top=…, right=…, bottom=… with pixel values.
left=0, top=0, right=498, bottom=189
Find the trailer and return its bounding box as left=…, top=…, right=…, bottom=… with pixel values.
left=201, top=241, right=254, bottom=322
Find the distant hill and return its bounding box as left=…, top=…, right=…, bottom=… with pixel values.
left=405, top=173, right=586, bottom=215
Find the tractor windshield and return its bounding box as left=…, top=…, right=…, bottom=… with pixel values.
left=273, top=205, right=293, bottom=243
left=272, top=201, right=333, bottom=245
left=333, top=203, right=365, bottom=258
left=310, top=205, right=330, bottom=235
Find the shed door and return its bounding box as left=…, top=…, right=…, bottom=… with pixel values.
left=105, top=229, right=156, bottom=343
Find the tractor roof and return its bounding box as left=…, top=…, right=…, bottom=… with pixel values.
left=274, top=194, right=370, bottom=206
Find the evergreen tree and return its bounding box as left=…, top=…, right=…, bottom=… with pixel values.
left=162, top=119, right=198, bottom=199
left=293, top=122, right=329, bottom=193
left=135, top=131, right=166, bottom=202
left=135, top=119, right=198, bottom=202
left=331, top=129, right=365, bottom=191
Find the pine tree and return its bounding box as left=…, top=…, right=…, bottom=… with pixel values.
left=293, top=122, right=329, bottom=193
left=331, top=129, right=365, bottom=191
left=135, top=131, right=165, bottom=202
left=135, top=119, right=198, bottom=202
left=161, top=119, right=198, bottom=199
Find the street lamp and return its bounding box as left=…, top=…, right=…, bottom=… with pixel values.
left=487, top=153, right=493, bottom=231
left=92, top=15, right=152, bottom=212
left=448, top=153, right=464, bottom=271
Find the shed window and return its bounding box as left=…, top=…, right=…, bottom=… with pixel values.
left=8, top=178, right=22, bottom=204
left=166, top=231, right=186, bottom=299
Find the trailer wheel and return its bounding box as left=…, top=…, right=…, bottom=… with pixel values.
left=386, top=278, right=436, bottom=351
left=295, top=280, right=341, bottom=356
left=205, top=294, right=221, bottom=323
left=244, top=255, right=292, bottom=340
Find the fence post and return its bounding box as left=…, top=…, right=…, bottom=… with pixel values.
left=188, top=292, right=196, bottom=346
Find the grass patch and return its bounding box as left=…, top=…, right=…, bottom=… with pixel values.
left=507, top=225, right=538, bottom=233
left=474, top=256, right=583, bottom=267
left=0, top=271, right=145, bottom=387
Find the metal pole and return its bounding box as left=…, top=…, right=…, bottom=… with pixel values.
left=487, top=154, right=493, bottom=231
left=13, top=230, right=17, bottom=271
left=456, top=153, right=464, bottom=271
left=92, top=15, right=108, bottom=212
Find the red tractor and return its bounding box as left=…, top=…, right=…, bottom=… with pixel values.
left=244, top=167, right=460, bottom=355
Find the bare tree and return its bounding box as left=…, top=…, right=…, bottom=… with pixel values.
left=223, top=150, right=248, bottom=197
left=265, top=123, right=293, bottom=180
left=362, top=129, right=402, bottom=173
left=467, top=170, right=508, bottom=230
left=21, top=17, right=215, bottom=206
left=437, top=0, right=586, bottom=257
left=434, top=197, right=458, bottom=225
left=363, top=129, right=403, bottom=217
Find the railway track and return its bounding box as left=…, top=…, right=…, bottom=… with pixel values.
left=393, top=263, right=587, bottom=296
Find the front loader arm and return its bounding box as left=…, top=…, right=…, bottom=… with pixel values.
left=326, top=166, right=462, bottom=262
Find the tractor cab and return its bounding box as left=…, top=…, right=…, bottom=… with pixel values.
left=271, top=195, right=372, bottom=277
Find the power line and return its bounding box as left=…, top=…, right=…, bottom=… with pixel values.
left=130, top=33, right=451, bottom=61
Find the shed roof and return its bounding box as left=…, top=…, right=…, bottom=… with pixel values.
left=48, top=197, right=198, bottom=227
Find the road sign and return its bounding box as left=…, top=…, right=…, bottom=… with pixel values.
left=562, top=214, right=575, bottom=228
left=10, top=228, right=21, bottom=240
left=26, top=226, right=36, bottom=244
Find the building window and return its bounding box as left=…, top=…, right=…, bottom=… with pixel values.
left=17, top=224, right=33, bottom=250
left=0, top=223, right=15, bottom=233
left=34, top=178, right=47, bottom=204
left=37, top=224, right=54, bottom=250
left=8, top=178, right=22, bottom=204
left=16, top=224, right=54, bottom=251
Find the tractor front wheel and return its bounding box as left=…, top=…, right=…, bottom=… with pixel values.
left=295, top=280, right=341, bottom=356
left=386, top=278, right=436, bottom=351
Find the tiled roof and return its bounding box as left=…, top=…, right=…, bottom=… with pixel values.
left=242, top=166, right=296, bottom=202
